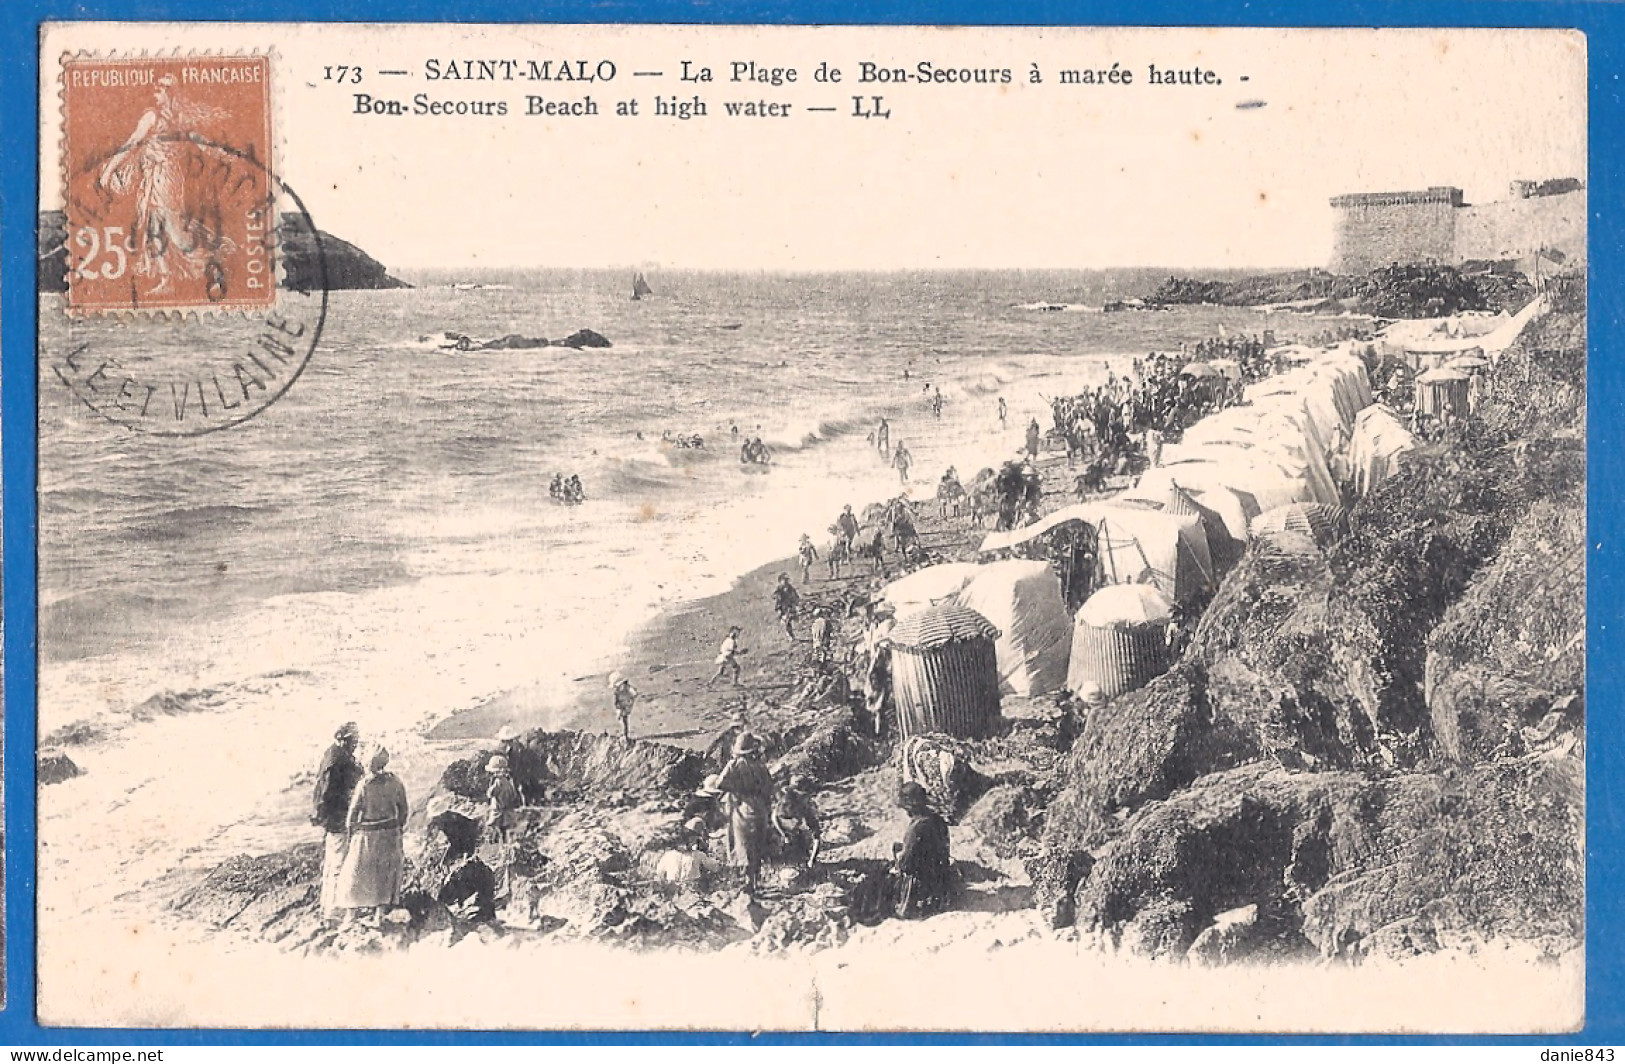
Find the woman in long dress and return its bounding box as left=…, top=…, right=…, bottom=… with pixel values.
left=336, top=745, right=410, bottom=922
left=715, top=732, right=774, bottom=894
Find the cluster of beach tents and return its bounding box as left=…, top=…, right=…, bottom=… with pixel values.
left=873, top=345, right=1444, bottom=740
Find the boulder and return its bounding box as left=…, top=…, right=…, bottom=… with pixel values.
left=1041, top=662, right=1260, bottom=857
left=438, top=729, right=705, bottom=805
left=1426, top=499, right=1584, bottom=764
left=39, top=752, right=83, bottom=785
left=1066, top=752, right=1582, bottom=963
left=1299, top=753, right=1583, bottom=961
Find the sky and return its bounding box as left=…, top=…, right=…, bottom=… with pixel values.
left=41, top=24, right=1587, bottom=271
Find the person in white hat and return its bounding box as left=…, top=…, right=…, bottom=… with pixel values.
left=609, top=672, right=639, bottom=742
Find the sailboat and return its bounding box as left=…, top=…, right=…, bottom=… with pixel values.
left=632, top=271, right=654, bottom=301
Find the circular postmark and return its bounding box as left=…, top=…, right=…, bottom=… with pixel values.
left=54, top=135, right=327, bottom=437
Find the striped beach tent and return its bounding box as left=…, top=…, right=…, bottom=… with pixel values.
left=887, top=603, right=1003, bottom=741
left=1251, top=502, right=1348, bottom=549
left=1068, top=584, right=1174, bottom=700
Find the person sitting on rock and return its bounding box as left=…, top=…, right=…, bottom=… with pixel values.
left=893, top=781, right=954, bottom=920
left=429, top=810, right=498, bottom=939
left=773, top=775, right=822, bottom=870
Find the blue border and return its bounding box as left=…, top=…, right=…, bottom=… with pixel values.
left=2, top=0, right=1620, bottom=1046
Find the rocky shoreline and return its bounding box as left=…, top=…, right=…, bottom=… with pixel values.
left=169, top=289, right=1585, bottom=974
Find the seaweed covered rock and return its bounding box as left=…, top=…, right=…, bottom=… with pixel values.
left=171, top=843, right=324, bottom=943
left=1328, top=446, right=1519, bottom=757
left=771, top=705, right=883, bottom=784
left=962, top=783, right=1044, bottom=859
left=1424, top=498, right=1583, bottom=764
left=1041, top=662, right=1260, bottom=858
left=1073, top=762, right=1365, bottom=958
left=1300, top=753, right=1583, bottom=960
left=439, top=729, right=705, bottom=805
left=1188, top=536, right=1378, bottom=768
left=1068, top=752, right=1582, bottom=962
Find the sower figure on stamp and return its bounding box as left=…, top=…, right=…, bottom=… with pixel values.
left=311, top=721, right=363, bottom=927
left=97, top=75, right=229, bottom=295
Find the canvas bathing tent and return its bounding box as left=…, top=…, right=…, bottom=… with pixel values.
left=1416, top=367, right=1472, bottom=419
left=1347, top=405, right=1418, bottom=496
left=1068, top=583, right=1175, bottom=699
left=953, top=559, right=1073, bottom=697
left=881, top=563, right=981, bottom=618
left=979, top=501, right=1213, bottom=605
left=887, top=603, right=1003, bottom=741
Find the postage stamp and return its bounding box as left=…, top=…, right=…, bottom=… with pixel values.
left=61, top=54, right=276, bottom=312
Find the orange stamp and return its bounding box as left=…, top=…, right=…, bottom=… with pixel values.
left=62, top=54, right=274, bottom=312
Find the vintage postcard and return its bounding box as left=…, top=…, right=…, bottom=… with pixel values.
left=35, top=23, right=1585, bottom=1030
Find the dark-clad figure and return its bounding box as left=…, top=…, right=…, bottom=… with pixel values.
left=894, top=781, right=954, bottom=919
left=429, top=811, right=498, bottom=938
left=774, top=775, right=823, bottom=869
left=772, top=572, right=801, bottom=639
left=716, top=731, right=774, bottom=893
left=311, top=721, right=363, bottom=925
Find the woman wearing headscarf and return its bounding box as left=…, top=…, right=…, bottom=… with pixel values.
left=715, top=731, right=774, bottom=894
left=336, top=745, right=410, bottom=923
left=894, top=781, right=954, bottom=919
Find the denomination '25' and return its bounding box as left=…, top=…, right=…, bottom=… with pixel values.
left=74, top=225, right=132, bottom=280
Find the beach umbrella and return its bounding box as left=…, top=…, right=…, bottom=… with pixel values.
left=1180, top=361, right=1220, bottom=378
left=1076, top=583, right=1174, bottom=628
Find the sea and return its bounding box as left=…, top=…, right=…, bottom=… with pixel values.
left=34, top=268, right=1324, bottom=922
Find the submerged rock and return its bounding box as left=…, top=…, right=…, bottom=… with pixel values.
left=555, top=329, right=613, bottom=349
left=39, top=753, right=83, bottom=786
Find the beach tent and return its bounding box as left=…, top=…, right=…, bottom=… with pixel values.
left=1416, top=367, right=1471, bottom=418
left=953, top=560, right=1073, bottom=697
left=1131, top=466, right=1261, bottom=541
left=1251, top=503, right=1348, bottom=550
left=979, top=501, right=1213, bottom=604
left=1067, top=584, right=1174, bottom=699
left=1116, top=476, right=1245, bottom=563
left=1162, top=431, right=1341, bottom=510
left=881, top=563, right=981, bottom=618
left=1347, top=405, right=1418, bottom=495
left=887, top=603, right=1003, bottom=741
left=1156, top=449, right=1328, bottom=512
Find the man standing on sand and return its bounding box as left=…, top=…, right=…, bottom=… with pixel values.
left=707, top=625, right=745, bottom=687
left=311, top=721, right=363, bottom=926
left=876, top=417, right=891, bottom=459
left=610, top=671, right=639, bottom=742
left=772, top=572, right=801, bottom=639
left=998, top=396, right=1007, bottom=428
left=836, top=504, right=860, bottom=551
left=1026, top=418, right=1042, bottom=459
